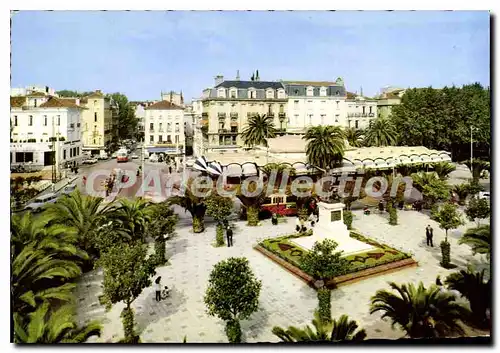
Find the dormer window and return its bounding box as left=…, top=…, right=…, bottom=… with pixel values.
left=320, top=87, right=327, bottom=96
left=248, top=88, right=256, bottom=99
left=277, top=88, right=285, bottom=99
left=306, top=86, right=314, bottom=96
left=266, top=89, right=274, bottom=99
left=217, top=88, right=226, bottom=98
left=229, top=88, right=237, bottom=99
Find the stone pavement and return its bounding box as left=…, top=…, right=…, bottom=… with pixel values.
left=75, top=208, right=489, bottom=343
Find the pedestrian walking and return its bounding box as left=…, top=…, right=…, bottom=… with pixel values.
left=425, top=225, right=434, bottom=247
left=271, top=213, right=278, bottom=225
left=155, top=276, right=162, bottom=302
left=169, top=166, right=172, bottom=174
left=226, top=225, right=233, bottom=247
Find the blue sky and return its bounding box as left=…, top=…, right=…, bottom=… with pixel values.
left=11, top=10, right=490, bottom=101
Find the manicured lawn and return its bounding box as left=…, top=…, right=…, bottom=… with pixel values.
left=259, top=230, right=412, bottom=277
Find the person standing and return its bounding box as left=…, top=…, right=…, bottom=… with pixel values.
left=425, top=225, right=434, bottom=247
left=226, top=225, right=233, bottom=247
left=378, top=200, right=384, bottom=213
left=155, top=277, right=162, bottom=302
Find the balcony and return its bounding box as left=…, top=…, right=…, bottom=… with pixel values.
left=202, top=112, right=208, bottom=118
left=218, top=113, right=226, bottom=118
left=278, top=112, right=286, bottom=119
left=347, top=113, right=371, bottom=118
left=218, top=129, right=238, bottom=135
left=230, top=112, right=238, bottom=119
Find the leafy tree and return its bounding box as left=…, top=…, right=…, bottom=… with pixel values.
left=433, top=162, right=456, bottom=180
left=300, top=239, right=348, bottom=321
left=465, top=197, right=490, bottom=227
left=205, top=194, right=234, bottom=247
left=240, top=114, right=276, bottom=148
left=272, top=310, right=366, bottom=342
left=431, top=203, right=464, bottom=268
left=343, top=127, right=364, bottom=147
left=465, top=179, right=484, bottom=196
left=204, top=257, right=262, bottom=343
left=459, top=225, right=491, bottom=259
left=363, top=117, right=398, bottom=147
left=411, top=172, right=450, bottom=208
left=98, top=243, right=157, bottom=343
left=235, top=180, right=268, bottom=226
left=56, top=90, right=94, bottom=98
left=445, top=269, right=491, bottom=329
left=370, top=281, right=468, bottom=338
left=452, top=183, right=469, bottom=205
left=303, top=126, right=345, bottom=171
left=13, top=302, right=101, bottom=343
left=109, top=93, right=138, bottom=140
left=148, top=202, right=178, bottom=265
left=168, top=178, right=209, bottom=233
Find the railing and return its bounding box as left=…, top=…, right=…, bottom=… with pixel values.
left=218, top=113, right=226, bottom=118
left=347, top=113, right=372, bottom=118
left=267, top=112, right=275, bottom=117
left=278, top=112, right=286, bottom=118
left=218, top=129, right=238, bottom=134
left=230, top=112, right=238, bottom=118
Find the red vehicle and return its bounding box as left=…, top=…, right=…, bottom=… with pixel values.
left=261, top=194, right=298, bottom=216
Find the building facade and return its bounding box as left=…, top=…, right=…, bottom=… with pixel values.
left=144, top=100, right=185, bottom=156
left=346, top=95, right=378, bottom=129
left=283, top=78, right=347, bottom=133
left=200, top=74, right=288, bottom=152
left=79, top=90, right=113, bottom=154
left=10, top=93, right=84, bottom=169
left=376, top=88, right=405, bottom=119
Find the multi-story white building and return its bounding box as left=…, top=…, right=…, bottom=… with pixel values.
left=144, top=100, right=185, bottom=157
left=10, top=92, right=84, bottom=170
left=132, top=101, right=156, bottom=138
left=11, top=85, right=57, bottom=97
left=282, top=78, right=347, bottom=133
left=346, top=95, right=378, bottom=129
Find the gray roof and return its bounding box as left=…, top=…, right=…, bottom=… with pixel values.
left=215, top=80, right=285, bottom=90
left=284, top=83, right=346, bottom=97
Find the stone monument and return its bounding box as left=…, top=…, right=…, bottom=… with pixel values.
left=292, top=202, right=375, bottom=256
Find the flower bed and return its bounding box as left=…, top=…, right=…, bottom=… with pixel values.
left=257, top=230, right=416, bottom=287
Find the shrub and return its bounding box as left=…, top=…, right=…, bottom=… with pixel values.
left=215, top=224, right=225, bottom=247
left=388, top=204, right=398, bottom=225
left=343, top=211, right=353, bottom=229
left=154, top=239, right=166, bottom=265
left=120, top=307, right=137, bottom=343
left=298, top=207, right=309, bottom=221
left=440, top=240, right=451, bottom=268
left=317, top=287, right=331, bottom=321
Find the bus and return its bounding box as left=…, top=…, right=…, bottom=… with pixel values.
left=116, top=149, right=129, bottom=163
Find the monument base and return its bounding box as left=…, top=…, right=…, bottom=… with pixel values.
left=292, top=233, right=375, bottom=257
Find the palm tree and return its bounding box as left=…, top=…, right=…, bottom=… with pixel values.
left=272, top=310, right=366, bottom=342
left=452, top=184, right=470, bottom=205
left=168, top=178, right=209, bottom=233
left=260, top=163, right=296, bottom=187
left=433, top=162, right=456, bottom=180
left=445, top=269, right=491, bottom=328
left=463, top=159, right=490, bottom=181
left=363, top=117, right=398, bottom=147
left=303, top=126, right=345, bottom=171
left=458, top=225, right=490, bottom=259
left=370, top=281, right=468, bottom=338
left=14, top=302, right=101, bottom=343
left=343, top=127, right=364, bottom=147
left=44, top=190, right=114, bottom=261
left=241, top=114, right=277, bottom=148
left=236, top=181, right=269, bottom=226
left=110, top=198, right=156, bottom=242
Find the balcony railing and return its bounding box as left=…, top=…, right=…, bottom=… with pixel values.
left=347, top=113, right=372, bottom=118
left=278, top=112, right=286, bottom=118
left=218, top=129, right=238, bottom=135
left=230, top=112, right=238, bottom=119
left=267, top=112, right=275, bottom=118
left=202, top=112, right=208, bottom=118
left=218, top=113, right=226, bottom=118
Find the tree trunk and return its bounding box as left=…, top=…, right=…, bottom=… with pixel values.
left=247, top=205, right=259, bottom=226
left=192, top=214, right=205, bottom=233
left=215, top=223, right=225, bottom=246
left=225, top=318, right=242, bottom=343
left=120, top=304, right=136, bottom=343
left=317, top=286, right=331, bottom=322
left=154, top=238, right=166, bottom=265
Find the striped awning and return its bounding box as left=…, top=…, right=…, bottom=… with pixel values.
left=193, top=156, right=209, bottom=172
left=207, top=161, right=223, bottom=176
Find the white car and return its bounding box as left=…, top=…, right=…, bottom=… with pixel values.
left=131, top=154, right=139, bottom=159
left=83, top=158, right=98, bottom=165
left=25, top=192, right=58, bottom=212
left=111, top=152, right=118, bottom=158
left=60, top=184, right=77, bottom=195
left=479, top=191, right=490, bottom=201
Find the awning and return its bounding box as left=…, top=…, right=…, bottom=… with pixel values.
left=147, top=147, right=176, bottom=153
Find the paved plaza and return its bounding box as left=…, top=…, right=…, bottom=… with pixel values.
left=75, top=205, right=489, bottom=343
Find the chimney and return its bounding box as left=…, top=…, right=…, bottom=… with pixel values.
left=96, top=89, right=102, bottom=94
left=236, top=70, right=240, bottom=81
left=214, top=75, right=224, bottom=86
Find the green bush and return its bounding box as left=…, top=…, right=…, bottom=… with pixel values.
left=298, top=207, right=309, bottom=221
left=317, top=287, right=331, bottom=321
left=215, top=224, right=225, bottom=247
left=388, top=205, right=398, bottom=225
left=154, top=239, right=166, bottom=265
left=440, top=240, right=451, bottom=268
left=225, top=319, right=242, bottom=343
left=120, top=307, right=136, bottom=342
left=343, top=211, right=353, bottom=229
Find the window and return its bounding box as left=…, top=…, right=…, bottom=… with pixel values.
left=63, top=150, right=66, bottom=159
left=150, top=135, right=154, bottom=143
left=167, top=135, right=172, bottom=143
left=362, top=106, right=366, bottom=114
left=57, top=116, right=60, bottom=126
left=29, top=116, right=33, bottom=126
left=175, top=122, right=180, bottom=132
left=369, top=106, right=373, bottom=114
left=34, top=99, right=37, bottom=107
left=355, top=120, right=359, bottom=128
left=94, top=100, right=97, bottom=106
left=335, top=114, right=339, bottom=123
left=248, top=89, right=256, bottom=99
left=175, top=135, right=179, bottom=143
left=336, top=101, right=340, bottom=109
left=159, top=135, right=163, bottom=142
left=307, top=100, right=313, bottom=110
left=159, top=123, right=163, bottom=131
left=230, top=89, right=237, bottom=98
left=94, top=112, right=98, bottom=122
left=266, top=89, right=274, bottom=99
left=279, top=104, right=284, bottom=113
left=43, top=116, right=47, bottom=126
left=218, top=88, right=226, bottom=98
left=150, top=123, right=154, bottom=131
left=320, top=87, right=327, bottom=96
left=93, top=139, right=96, bottom=144
left=277, top=89, right=285, bottom=99
left=294, top=114, right=299, bottom=125
left=70, top=149, right=73, bottom=158
left=306, top=86, right=313, bottom=96
left=14, top=116, right=18, bottom=126
left=167, top=122, right=172, bottom=132
left=294, top=100, right=299, bottom=109
left=308, top=114, right=313, bottom=125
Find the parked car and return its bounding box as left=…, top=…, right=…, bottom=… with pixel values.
left=83, top=158, right=98, bottom=165
left=60, top=184, right=77, bottom=195
left=131, top=154, right=139, bottom=159
left=25, top=192, right=58, bottom=212
left=97, top=153, right=109, bottom=160
left=111, top=152, right=118, bottom=158
left=479, top=191, right=490, bottom=201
